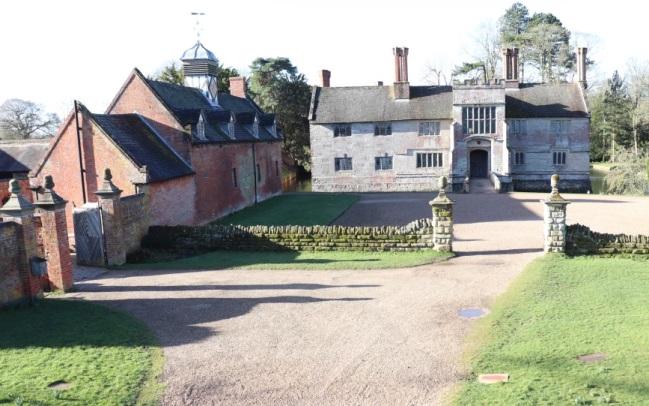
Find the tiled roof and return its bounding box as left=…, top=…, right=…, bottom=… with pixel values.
left=92, top=114, right=194, bottom=183
left=310, top=85, right=454, bottom=123
left=145, top=78, right=280, bottom=142
left=506, top=83, right=589, bottom=118
left=0, top=139, right=50, bottom=174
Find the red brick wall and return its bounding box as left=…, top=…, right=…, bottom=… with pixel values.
left=107, top=72, right=192, bottom=162
left=0, top=222, right=22, bottom=307
left=121, top=193, right=150, bottom=253
left=191, top=141, right=283, bottom=224
left=147, top=176, right=196, bottom=226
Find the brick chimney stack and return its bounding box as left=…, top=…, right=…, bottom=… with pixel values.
left=229, top=76, right=247, bottom=98
left=577, top=47, right=588, bottom=89
left=393, top=46, right=410, bottom=100
left=320, top=70, right=331, bottom=87
left=502, top=48, right=519, bottom=88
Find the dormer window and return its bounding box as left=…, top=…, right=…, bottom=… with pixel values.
left=228, top=113, right=235, bottom=139
left=253, top=116, right=259, bottom=138
left=197, top=114, right=206, bottom=140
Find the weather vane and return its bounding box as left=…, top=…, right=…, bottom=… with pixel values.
left=191, top=12, right=205, bottom=40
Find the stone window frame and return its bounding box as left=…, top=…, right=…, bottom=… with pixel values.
left=416, top=152, right=443, bottom=168
left=509, top=119, right=527, bottom=135
left=232, top=168, right=238, bottom=187
left=514, top=151, right=525, bottom=165
left=552, top=150, right=567, bottom=165
left=334, top=155, right=353, bottom=171
left=333, top=124, right=352, bottom=137
left=374, top=155, right=393, bottom=171
left=462, top=106, right=496, bottom=135
left=550, top=120, right=572, bottom=134
left=419, top=121, right=441, bottom=136
left=374, top=123, right=392, bottom=136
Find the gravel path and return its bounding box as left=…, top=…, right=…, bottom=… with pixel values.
left=65, top=191, right=649, bottom=405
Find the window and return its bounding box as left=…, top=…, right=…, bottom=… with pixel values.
left=257, top=164, right=261, bottom=181
left=462, top=106, right=496, bottom=134
left=553, top=151, right=566, bottom=165
left=334, top=124, right=352, bottom=137
left=335, top=156, right=353, bottom=171
left=232, top=168, right=237, bottom=187
left=419, top=122, right=441, bottom=136
left=374, top=123, right=392, bottom=136
left=275, top=161, right=279, bottom=177
left=510, top=119, right=527, bottom=135
left=416, top=152, right=443, bottom=168
left=550, top=120, right=571, bottom=134
left=375, top=156, right=393, bottom=170
left=514, top=151, right=525, bottom=165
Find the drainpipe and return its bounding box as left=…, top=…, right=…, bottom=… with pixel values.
left=74, top=100, right=87, bottom=203
left=252, top=142, right=258, bottom=204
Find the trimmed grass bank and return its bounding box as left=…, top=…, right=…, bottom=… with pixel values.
left=121, top=249, right=452, bottom=271
left=452, top=255, right=649, bottom=405
left=0, top=299, right=164, bottom=405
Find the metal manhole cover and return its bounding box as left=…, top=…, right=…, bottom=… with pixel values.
left=458, top=308, right=488, bottom=318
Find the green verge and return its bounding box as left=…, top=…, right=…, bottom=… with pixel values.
left=119, top=250, right=453, bottom=271
left=452, top=255, right=649, bottom=405
left=0, top=299, right=164, bottom=405
left=212, top=193, right=360, bottom=226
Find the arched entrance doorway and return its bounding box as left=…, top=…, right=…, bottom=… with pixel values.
left=470, top=149, right=489, bottom=178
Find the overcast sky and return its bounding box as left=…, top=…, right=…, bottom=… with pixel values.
left=1, top=0, right=647, bottom=118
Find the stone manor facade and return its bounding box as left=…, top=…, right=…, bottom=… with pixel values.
left=309, top=47, right=591, bottom=193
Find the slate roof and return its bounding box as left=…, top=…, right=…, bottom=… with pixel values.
left=310, top=86, right=453, bottom=124
left=310, top=83, right=589, bottom=123
left=144, top=77, right=280, bottom=142
left=92, top=114, right=194, bottom=183
left=506, top=83, right=589, bottom=118
left=0, top=139, right=50, bottom=174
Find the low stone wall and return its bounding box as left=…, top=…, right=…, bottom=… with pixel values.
left=121, top=193, right=148, bottom=254
left=144, top=219, right=435, bottom=252
left=566, top=224, right=649, bottom=255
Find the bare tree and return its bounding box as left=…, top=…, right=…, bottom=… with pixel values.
left=0, top=99, right=61, bottom=139
left=454, top=20, right=502, bottom=82
left=626, top=58, right=649, bottom=156
left=423, top=57, right=450, bottom=86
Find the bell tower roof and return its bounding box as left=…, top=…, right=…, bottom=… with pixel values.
left=180, top=41, right=218, bottom=63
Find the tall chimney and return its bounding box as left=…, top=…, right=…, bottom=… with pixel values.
left=229, top=76, right=247, bottom=98
left=320, top=70, right=331, bottom=87
left=577, top=47, right=587, bottom=89
left=502, top=48, right=519, bottom=88
left=393, top=46, right=410, bottom=99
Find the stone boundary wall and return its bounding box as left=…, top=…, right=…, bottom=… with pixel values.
left=144, top=219, right=435, bottom=252
left=0, top=222, right=23, bottom=307
left=566, top=224, right=649, bottom=255
left=121, top=193, right=148, bottom=254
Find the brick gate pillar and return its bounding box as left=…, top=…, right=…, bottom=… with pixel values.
left=0, top=179, right=42, bottom=300
left=541, top=174, right=571, bottom=253
left=34, top=175, right=74, bottom=292
left=95, top=168, right=126, bottom=266
left=430, top=176, right=455, bottom=252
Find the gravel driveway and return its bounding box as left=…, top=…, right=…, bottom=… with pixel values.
left=66, top=191, right=649, bottom=405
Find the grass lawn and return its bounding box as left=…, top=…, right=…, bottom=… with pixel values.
left=120, top=249, right=452, bottom=271
left=452, top=255, right=649, bottom=405
left=213, top=193, right=360, bottom=226
left=0, top=299, right=164, bottom=405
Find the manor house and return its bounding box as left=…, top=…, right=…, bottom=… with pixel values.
left=309, top=47, right=591, bottom=193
